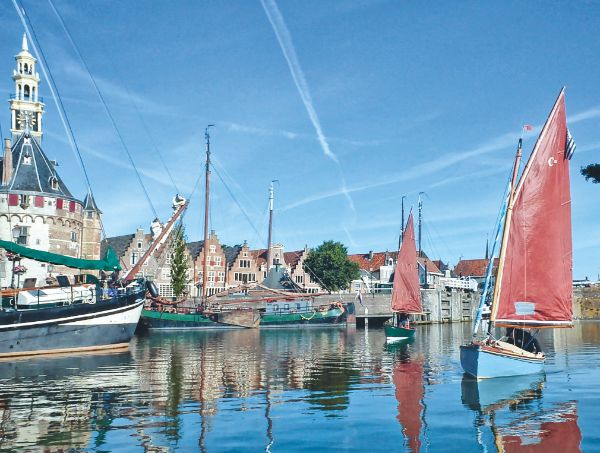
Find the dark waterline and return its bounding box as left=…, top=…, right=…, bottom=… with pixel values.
left=0, top=322, right=598, bottom=452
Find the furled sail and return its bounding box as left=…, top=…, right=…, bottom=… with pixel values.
left=492, top=90, right=573, bottom=327
left=0, top=239, right=121, bottom=271
left=391, top=213, right=422, bottom=313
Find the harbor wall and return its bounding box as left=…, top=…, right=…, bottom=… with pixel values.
left=316, top=287, right=479, bottom=324
left=574, top=285, right=600, bottom=319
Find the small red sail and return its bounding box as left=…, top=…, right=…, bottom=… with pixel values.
left=393, top=359, right=424, bottom=453
left=391, top=213, right=422, bottom=313
left=494, top=90, right=573, bottom=327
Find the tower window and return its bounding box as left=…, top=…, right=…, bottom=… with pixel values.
left=24, top=85, right=30, bottom=100
left=15, top=226, right=29, bottom=245
left=71, top=232, right=78, bottom=242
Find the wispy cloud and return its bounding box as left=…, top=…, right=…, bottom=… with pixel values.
left=282, top=132, right=516, bottom=211
left=570, top=106, right=600, bottom=124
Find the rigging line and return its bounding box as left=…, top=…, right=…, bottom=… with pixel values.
left=211, top=156, right=259, bottom=215
left=12, top=0, right=108, bottom=239
left=45, top=0, right=159, bottom=221
left=210, top=162, right=266, bottom=246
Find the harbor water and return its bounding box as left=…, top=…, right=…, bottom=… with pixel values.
left=0, top=322, right=598, bottom=452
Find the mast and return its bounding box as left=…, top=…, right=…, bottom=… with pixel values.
left=266, top=181, right=276, bottom=271
left=418, top=192, right=424, bottom=257
left=399, top=195, right=406, bottom=250
left=489, top=139, right=522, bottom=329
left=201, top=125, right=214, bottom=308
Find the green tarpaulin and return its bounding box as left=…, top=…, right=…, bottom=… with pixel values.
left=0, top=239, right=121, bottom=271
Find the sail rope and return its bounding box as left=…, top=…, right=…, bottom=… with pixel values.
left=12, top=0, right=108, bottom=240
left=44, top=0, right=159, bottom=221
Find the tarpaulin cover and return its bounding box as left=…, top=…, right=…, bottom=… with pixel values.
left=0, top=239, right=121, bottom=271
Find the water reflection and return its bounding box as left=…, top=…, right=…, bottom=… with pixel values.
left=390, top=342, right=424, bottom=453
left=461, top=374, right=582, bottom=451
left=0, top=323, right=595, bottom=451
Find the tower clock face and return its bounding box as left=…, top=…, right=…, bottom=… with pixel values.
left=16, top=110, right=38, bottom=132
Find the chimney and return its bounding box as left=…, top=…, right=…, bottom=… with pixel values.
left=2, top=139, right=12, bottom=185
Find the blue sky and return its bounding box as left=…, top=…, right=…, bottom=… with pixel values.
left=0, top=1, right=598, bottom=278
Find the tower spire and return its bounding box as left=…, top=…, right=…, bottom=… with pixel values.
left=21, top=33, right=28, bottom=52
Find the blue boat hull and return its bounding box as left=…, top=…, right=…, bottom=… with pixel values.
left=460, top=343, right=545, bottom=379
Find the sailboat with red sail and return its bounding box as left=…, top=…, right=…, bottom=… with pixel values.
left=385, top=212, right=422, bottom=343
left=461, top=88, right=574, bottom=378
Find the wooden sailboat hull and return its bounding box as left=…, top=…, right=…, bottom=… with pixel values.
left=384, top=324, right=415, bottom=343
left=140, top=305, right=347, bottom=330
left=460, top=342, right=545, bottom=379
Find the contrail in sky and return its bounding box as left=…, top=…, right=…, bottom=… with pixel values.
left=260, top=0, right=355, bottom=215
left=261, top=0, right=338, bottom=163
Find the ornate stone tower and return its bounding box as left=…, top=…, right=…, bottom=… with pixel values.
left=81, top=192, right=102, bottom=260
left=9, top=34, right=44, bottom=142
left=0, top=35, right=102, bottom=287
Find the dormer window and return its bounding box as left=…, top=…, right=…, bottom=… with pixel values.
left=49, top=177, right=58, bottom=190
left=23, top=155, right=32, bottom=165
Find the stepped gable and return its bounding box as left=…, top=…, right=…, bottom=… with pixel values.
left=454, top=258, right=499, bottom=278
left=1, top=131, right=73, bottom=198
left=186, top=240, right=204, bottom=260
left=101, top=234, right=135, bottom=258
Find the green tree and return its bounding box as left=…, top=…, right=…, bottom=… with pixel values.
left=581, top=163, right=600, bottom=183
left=303, top=240, right=360, bottom=292
left=170, top=223, right=190, bottom=298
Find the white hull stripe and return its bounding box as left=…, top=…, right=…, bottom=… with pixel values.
left=494, top=319, right=572, bottom=325
left=0, top=299, right=144, bottom=330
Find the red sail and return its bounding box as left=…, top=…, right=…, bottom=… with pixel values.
left=502, top=403, right=581, bottom=452
left=393, top=359, right=424, bottom=453
left=391, top=213, right=422, bottom=313
left=494, top=90, right=573, bottom=327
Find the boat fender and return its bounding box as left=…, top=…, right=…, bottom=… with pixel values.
left=146, top=281, right=159, bottom=298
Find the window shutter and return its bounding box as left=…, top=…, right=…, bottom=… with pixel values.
left=69, top=201, right=75, bottom=212
left=8, top=194, right=18, bottom=206
left=35, top=196, right=44, bottom=208
left=56, top=198, right=63, bottom=209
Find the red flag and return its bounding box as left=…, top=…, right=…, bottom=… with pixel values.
left=523, top=124, right=534, bottom=132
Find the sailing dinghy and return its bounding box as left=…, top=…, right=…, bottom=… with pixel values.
left=461, top=89, right=574, bottom=379
left=385, top=212, right=422, bottom=343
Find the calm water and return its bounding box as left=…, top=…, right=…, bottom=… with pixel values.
left=0, top=322, right=599, bottom=452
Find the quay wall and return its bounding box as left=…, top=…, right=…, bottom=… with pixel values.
left=315, top=287, right=479, bottom=324
left=574, top=285, right=600, bottom=319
